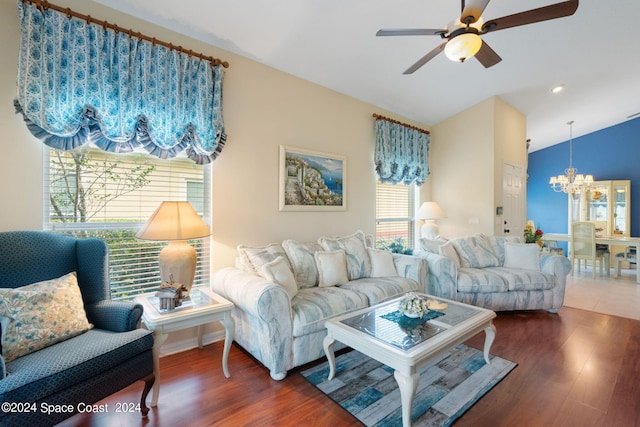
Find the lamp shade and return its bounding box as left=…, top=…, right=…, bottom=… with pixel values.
left=136, top=201, right=210, bottom=241
left=416, top=202, right=447, bottom=220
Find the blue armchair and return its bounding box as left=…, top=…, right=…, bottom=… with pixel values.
left=0, top=231, right=155, bottom=426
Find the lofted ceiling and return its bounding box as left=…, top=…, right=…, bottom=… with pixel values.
left=96, top=0, right=640, bottom=152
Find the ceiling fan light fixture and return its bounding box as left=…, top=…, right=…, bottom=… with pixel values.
left=444, top=33, right=482, bottom=62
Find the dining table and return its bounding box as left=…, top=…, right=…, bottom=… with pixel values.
left=543, top=233, right=640, bottom=283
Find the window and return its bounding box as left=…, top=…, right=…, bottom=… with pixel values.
left=375, top=181, right=415, bottom=253
left=44, top=146, right=211, bottom=300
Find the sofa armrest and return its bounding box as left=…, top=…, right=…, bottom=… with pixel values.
left=211, top=267, right=293, bottom=379
left=413, top=251, right=458, bottom=299
left=392, top=253, right=428, bottom=285
left=212, top=268, right=292, bottom=320
left=84, top=300, right=144, bottom=332
left=540, top=254, right=572, bottom=311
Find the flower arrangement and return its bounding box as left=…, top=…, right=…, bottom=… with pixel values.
left=524, top=220, right=544, bottom=247
left=398, top=292, right=430, bottom=318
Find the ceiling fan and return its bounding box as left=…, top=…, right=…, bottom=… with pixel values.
left=376, top=0, right=579, bottom=74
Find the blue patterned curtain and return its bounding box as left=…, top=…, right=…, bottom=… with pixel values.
left=14, top=1, right=226, bottom=164
left=374, top=119, right=430, bottom=186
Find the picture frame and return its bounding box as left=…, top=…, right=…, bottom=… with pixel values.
left=279, top=145, right=347, bottom=211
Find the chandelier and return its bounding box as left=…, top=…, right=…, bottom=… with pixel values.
left=549, top=121, right=594, bottom=194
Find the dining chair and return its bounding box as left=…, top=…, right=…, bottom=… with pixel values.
left=614, top=247, right=637, bottom=278
left=570, top=221, right=610, bottom=279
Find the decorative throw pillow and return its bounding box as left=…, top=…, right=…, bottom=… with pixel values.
left=260, top=256, right=298, bottom=299
left=368, top=248, right=398, bottom=278
left=503, top=243, right=541, bottom=271
left=237, top=243, right=291, bottom=274
left=314, top=250, right=349, bottom=287
left=0, top=272, right=93, bottom=362
left=318, top=230, right=371, bottom=280
left=282, top=240, right=323, bottom=289
left=451, top=234, right=500, bottom=268
left=438, top=241, right=461, bottom=268
left=488, top=235, right=522, bottom=265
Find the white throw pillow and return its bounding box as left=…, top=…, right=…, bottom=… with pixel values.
left=260, top=256, right=298, bottom=299
left=438, top=241, right=461, bottom=268
left=314, top=250, right=349, bottom=287
left=503, top=243, right=541, bottom=271
left=368, top=248, right=398, bottom=278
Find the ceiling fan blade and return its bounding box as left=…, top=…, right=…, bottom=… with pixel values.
left=461, top=0, right=491, bottom=24
left=475, top=40, right=502, bottom=68
left=376, top=28, right=445, bottom=37
left=482, top=0, right=578, bottom=33
left=403, top=43, right=447, bottom=74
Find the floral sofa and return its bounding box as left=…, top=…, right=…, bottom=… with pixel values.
left=416, top=234, right=571, bottom=312
left=211, top=231, right=427, bottom=380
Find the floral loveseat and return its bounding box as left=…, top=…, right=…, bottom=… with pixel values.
left=211, top=231, right=427, bottom=380
left=416, top=234, right=571, bottom=313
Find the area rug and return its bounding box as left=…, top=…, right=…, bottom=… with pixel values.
left=300, top=344, right=516, bottom=426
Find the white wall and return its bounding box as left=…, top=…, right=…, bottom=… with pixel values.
left=429, top=97, right=526, bottom=238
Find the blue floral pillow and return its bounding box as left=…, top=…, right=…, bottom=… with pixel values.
left=0, top=272, right=92, bottom=362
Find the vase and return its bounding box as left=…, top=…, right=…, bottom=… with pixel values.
left=402, top=311, right=420, bottom=318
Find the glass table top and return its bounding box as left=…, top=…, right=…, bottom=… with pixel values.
left=340, top=297, right=482, bottom=351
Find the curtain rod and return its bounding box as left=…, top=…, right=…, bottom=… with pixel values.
left=372, top=113, right=430, bottom=135
left=24, top=0, right=230, bottom=68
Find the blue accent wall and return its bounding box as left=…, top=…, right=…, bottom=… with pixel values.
left=527, top=117, right=640, bottom=242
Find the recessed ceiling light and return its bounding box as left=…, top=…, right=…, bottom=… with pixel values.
left=551, top=84, right=564, bottom=94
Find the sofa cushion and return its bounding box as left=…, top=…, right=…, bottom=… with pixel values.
left=0, top=272, right=92, bottom=362
left=318, top=230, right=371, bottom=280
left=488, top=236, right=522, bottom=265
left=486, top=267, right=556, bottom=292
left=314, top=250, right=349, bottom=287
left=0, top=328, right=153, bottom=403
left=237, top=243, right=291, bottom=274
left=439, top=241, right=461, bottom=268
left=451, top=234, right=500, bottom=268
left=456, top=268, right=509, bottom=293
left=259, top=256, right=298, bottom=299
left=503, top=243, right=541, bottom=271
left=291, top=287, right=368, bottom=337
left=339, top=276, right=421, bottom=305
left=282, top=240, right=322, bottom=288
left=368, top=248, right=398, bottom=278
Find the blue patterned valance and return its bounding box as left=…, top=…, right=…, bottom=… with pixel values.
left=14, top=1, right=226, bottom=164
left=374, top=118, right=430, bottom=186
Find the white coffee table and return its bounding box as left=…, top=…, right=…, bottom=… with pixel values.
left=135, top=287, right=234, bottom=407
left=323, top=293, right=496, bottom=427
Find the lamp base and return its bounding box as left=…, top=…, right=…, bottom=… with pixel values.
left=158, top=241, right=197, bottom=296
left=421, top=220, right=440, bottom=240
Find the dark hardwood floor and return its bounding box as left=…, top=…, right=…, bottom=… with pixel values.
left=58, top=306, right=640, bottom=427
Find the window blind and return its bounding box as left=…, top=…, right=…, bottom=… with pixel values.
left=44, top=147, right=211, bottom=300
left=375, top=181, right=415, bottom=251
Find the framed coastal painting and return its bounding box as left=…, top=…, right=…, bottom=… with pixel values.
left=279, top=145, right=347, bottom=211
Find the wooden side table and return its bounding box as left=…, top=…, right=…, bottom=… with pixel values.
left=135, top=287, right=234, bottom=407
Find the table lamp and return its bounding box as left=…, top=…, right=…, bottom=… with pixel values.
left=417, top=202, right=446, bottom=240
left=136, top=201, right=210, bottom=296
